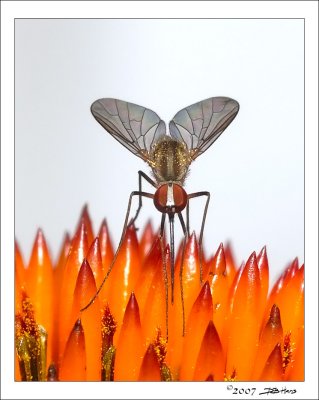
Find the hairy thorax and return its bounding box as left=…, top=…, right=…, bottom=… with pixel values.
left=149, top=136, right=191, bottom=184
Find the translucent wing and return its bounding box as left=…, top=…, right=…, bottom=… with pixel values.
left=169, top=97, right=239, bottom=160
left=91, top=98, right=166, bottom=161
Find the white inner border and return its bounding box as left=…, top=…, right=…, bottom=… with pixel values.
left=1, top=1, right=318, bottom=399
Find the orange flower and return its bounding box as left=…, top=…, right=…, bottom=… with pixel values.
left=15, top=206, right=304, bottom=381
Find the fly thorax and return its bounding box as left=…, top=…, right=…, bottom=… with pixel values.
left=150, top=136, right=190, bottom=183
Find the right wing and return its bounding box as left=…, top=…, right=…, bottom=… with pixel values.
left=169, top=97, right=239, bottom=160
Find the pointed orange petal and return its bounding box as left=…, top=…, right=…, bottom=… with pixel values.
left=210, top=243, right=226, bottom=276
left=224, top=242, right=237, bottom=283
left=252, top=304, right=283, bottom=380
left=86, top=237, right=103, bottom=291
left=281, top=265, right=304, bottom=344
left=59, top=319, right=86, bottom=381
left=15, top=242, right=26, bottom=315
left=259, top=343, right=284, bottom=381
left=166, top=242, right=185, bottom=379
left=179, top=281, right=213, bottom=380
left=26, top=229, right=53, bottom=363
left=167, top=234, right=203, bottom=378
left=174, top=239, right=183, bottom=275
left=107, top=225, right=141, bottom=344
left=15, top=272, right=24, bottom=316
left=207, top=243, right=230, bottom=351
left=114, top=293, right=144, bottom=381
left=58, top=220, right=89, bottom=362
left=264, top=263, right=304, bottom=348
left=72, top=259, right=101, bottom=381
left=98, top=218, right=114, bottom=272
left=283, top=258, right=299, bottom=283
left=141, top=247, right=167, bottom=341
left=135, top=237, right=163, bottom=318
left=15, top=241, right=26, bottom=287
left=178, top=232, right=202, bottom=321
left=266, top=259, right=300, bottom=317
left=256, top=246, right=269, bottom=312
left=193, top=320, right=224, bottom=381
left=55, top=232, right=71, bottom=270
left=78, top=204, right=94, bottom=247
left=139, top=220, right=155, bottom=261
left=72, top=259, right=98, bottom=311
left=227, top=262, right=244, bottom=314
left=226, top=252, right=261, bottom=380
left=52, top=233, right=70, bottom=363
left=138, top=344, right=161, bottom=381
left=222, top=261, right=244, bottom=352
left=47, top=363, right=58, bottom=381
left=97, top=219, right=114, bottom=304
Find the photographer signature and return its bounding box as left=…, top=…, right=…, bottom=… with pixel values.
left=227, top=385, right=297, bottom=396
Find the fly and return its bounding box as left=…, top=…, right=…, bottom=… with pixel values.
left=81, top=97, right=239, bottom=335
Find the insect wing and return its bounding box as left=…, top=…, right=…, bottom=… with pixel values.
left=91, top=98, right=166, bottom=161
left=169, top=97, right=239, bottom=160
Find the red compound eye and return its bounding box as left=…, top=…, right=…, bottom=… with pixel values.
left=172, top=184, right=187, bottom=212
left=153, top=184, right=187, bottom=213
left=154, top=185, right=168, bottom=213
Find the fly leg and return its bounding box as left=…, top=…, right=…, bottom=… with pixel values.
left=159, top=213, right=169, bottom=340
left=186, top=200, right=190, bottom=237
left=80, top=190, right=154, bottom=312
left=178, top=212, right=188, bottom=336
left=187, top=191, right=210, bottom=285
left=168, top=213, right=175, bottom=305
left=129, top=171, right=157, bottom=227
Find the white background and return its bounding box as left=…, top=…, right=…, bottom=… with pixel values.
left=15, top=18, right=304, bottom=285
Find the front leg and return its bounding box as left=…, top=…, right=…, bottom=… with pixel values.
left=187, top=191, right=211, bottom=285
left=129, top=170, right=157, bottom=227
left=81, top=190, right=154, bottom=312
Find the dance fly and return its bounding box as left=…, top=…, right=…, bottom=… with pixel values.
left=82, top=97, right=239, bottom=334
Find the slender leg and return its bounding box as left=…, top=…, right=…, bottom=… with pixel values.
left=187, top=191, right=211, bottom=285
left=80, top=190, right=154, bottom=312
left=186, top=200, right=190, bottom=236
left=129, top=171, right=157, bottom=226
left=178, top=212, right=188, bottom=240
left=168, top=214, right=176, bottom=305
left=159, top=213, right=169, bottom=340
left=178, top=212, right=188, bottom=336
